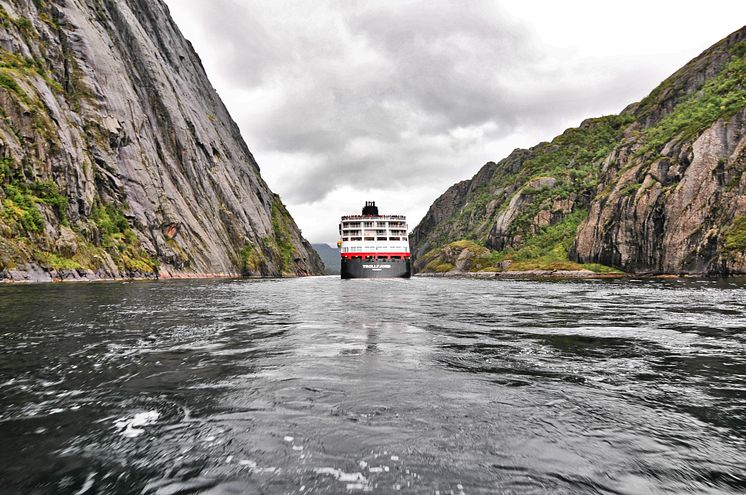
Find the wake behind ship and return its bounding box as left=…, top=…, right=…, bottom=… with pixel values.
left=338, top=202, right=411, bottom=279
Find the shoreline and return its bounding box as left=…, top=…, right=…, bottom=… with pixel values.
left=0, top=265, right=332, bottom=284
left=415, top=270, right=622, bottom=280
left=413, top=270, right=733, bottom=280
left=0, top=269, right=242, bottom=284
left=2, top=268, right=741, bottom=284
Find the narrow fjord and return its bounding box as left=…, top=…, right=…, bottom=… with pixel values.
left=0, top=1, right=744, bottom=494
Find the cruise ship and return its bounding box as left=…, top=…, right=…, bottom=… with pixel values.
left=337, top=202, right=411, bottom=278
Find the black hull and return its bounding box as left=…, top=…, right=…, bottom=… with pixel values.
left=341, top=259, right=411, bottom=279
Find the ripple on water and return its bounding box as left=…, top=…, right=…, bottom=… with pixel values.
left=0, top=277, right=745, bottom=493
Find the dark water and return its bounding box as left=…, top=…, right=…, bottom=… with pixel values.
left=1, top=277, right=745, bottom=494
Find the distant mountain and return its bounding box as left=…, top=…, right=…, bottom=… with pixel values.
left=411, top=26, right=746, bottom=276
left=312, top=243, right=340, bottom=274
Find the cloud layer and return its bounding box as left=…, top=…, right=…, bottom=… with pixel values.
left=164, top=0, right=746, bottom=243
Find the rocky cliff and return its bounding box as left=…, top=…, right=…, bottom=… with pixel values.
left=412, top=26, right=745, bottom=275
left=0, top=0, right=323, bottom=282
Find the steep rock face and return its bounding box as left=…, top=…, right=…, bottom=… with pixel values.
left=573, top=111, right=746, bottom=273
left=409, top=179, right=471, bottom=261
left=412, top=26, right=745, bottom=275
left=0, top=0, right=323, bottom=281
left=572, top=30, right=746, bottom=274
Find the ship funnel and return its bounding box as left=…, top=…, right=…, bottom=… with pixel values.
left=362, top=201, right=379, bottom=216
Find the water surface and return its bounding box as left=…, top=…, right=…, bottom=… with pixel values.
left=1, top=276, right=745, bottom=494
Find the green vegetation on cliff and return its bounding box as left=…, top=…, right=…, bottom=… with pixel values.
left=423, top=114, right=633, bottom=252
left=240, top=197, right=301, bottom=276
left=240, top=243, right=264, bottom=275
left=724, top=215, right=746, bottom=253
left=416, top=115, right=631, bottom=274
left=637, top=41, right=746, bottom=156
left=1, top=156, right=157, bottom=275
left=496, top=209, right=588, bottom=266
left=89, top=202, right=159, bottom=274
left=270, top=198, right=296, bottom=273
left=419, top=210, right=622, bottom=274
left=0, top=158, right=67, bottom=234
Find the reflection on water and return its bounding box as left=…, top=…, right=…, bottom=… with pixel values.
left=0, top=276, right=745, bottom=494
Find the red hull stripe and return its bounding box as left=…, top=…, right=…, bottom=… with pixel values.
left=341, top=252, right=410, bottom=258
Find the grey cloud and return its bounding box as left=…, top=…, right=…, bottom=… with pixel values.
left=165, top=0, right=685, bottom=207
left=347, top=1, right=534, bottom=126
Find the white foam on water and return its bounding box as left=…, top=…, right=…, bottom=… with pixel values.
left=314, top=467, right=368, bottom=484
left=237, top=459, right=279, bottom=474
left=131, top=411, right=159, bottom=426
left=41, top=379, right=64, bottom=387
left=284, top=435, right=294, bottom=442
left=292, top=445, right=303, bottom=451
left=72, top=471, right=96, bottom=495
left=390, top=455, right=399, bottom=461
left=346, top=483, right=368, bottom=491
left=114, top=410, right=159, bottom=438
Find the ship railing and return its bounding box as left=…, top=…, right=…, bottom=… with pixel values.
left=341, top=215, right=406, bottom=220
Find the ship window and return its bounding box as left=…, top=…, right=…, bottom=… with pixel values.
left=388, top=237, right=399, bottom=241
left=363, top=222, right=373, bottom=227
left=376, top=237, right=387, bottom=241
left=391, top=256, right=401, bottom=260
left=364, top=237, right=375, bottom=241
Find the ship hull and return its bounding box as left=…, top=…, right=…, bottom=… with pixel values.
left=341, top=258, right=411, bottom=279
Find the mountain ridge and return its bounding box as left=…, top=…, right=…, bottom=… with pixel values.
left=311, top=243, right=341, bottom=275
left=411, top=26, right=746, bottom=275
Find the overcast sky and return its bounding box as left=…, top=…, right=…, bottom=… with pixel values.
left=164, top=0, right=745, bottom=245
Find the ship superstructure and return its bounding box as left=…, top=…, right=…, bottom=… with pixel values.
left=338, top=202, right=412, bottom=279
